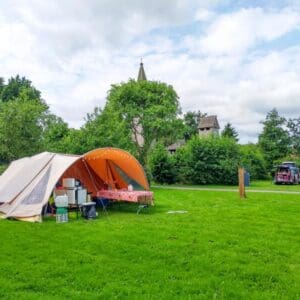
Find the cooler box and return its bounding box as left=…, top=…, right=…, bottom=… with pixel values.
left=66, top=189, right=76, bottom=204
left=77, top=189, right=87, bottom=205
left=54, top=195, right=68, bottom=207
left=63, top=178, right=75, bottom=189
left=81, top=202, right=97, bottom=219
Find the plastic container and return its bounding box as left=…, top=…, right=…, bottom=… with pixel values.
left=56, top=213, right=68, bottom=223
left=54, top=195, right=68, bottom=207
left=56, top=207, right=68, bottom=214
left=62, top=178, right=75, bottom=188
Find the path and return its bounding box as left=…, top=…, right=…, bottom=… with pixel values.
left=152, top=185, right=300, bottom=195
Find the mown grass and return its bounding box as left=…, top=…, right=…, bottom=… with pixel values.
left=160, top=180, right=300, bottom=192
left=0, top=189, right=299, bottom=299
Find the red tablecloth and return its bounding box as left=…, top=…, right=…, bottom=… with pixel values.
left=97, top=190, right=154, bottom=205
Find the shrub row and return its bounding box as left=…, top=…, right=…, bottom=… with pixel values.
left=149, top=136, right=268, bottom=185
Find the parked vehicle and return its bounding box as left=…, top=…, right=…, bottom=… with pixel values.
left=274, top=162, right=300, bottom=184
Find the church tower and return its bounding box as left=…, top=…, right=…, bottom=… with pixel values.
left=137, top=59, right=147, bottom=81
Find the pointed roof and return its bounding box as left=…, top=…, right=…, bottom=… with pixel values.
left=137, top=59, right=147, bottom=81
left=198, top=115, right=220, bottom=129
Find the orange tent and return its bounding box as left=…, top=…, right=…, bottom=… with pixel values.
left=84, top=148, right=149, bottom=190
left=61, top=147, right=149, bottom=194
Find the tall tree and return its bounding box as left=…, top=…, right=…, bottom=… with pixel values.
left=258, top=108, right=290, bottom=172
left=0, top=98, right=48, bottom=162
left=287, top=117, right=300, bottom=155
left=0, top=77, right=4, bottom=97
left=0, top=76, right=48, bottom=162
left=0, top=75, right=42, bottom=103
left=221, top=122, right=239, bottom=142
left=104, top=79, right=182, bottom=164
left=183, top=110, right=206, bottom=140
left=80, top=106, right=136, bottom=155
left=42, top=114, right=70, bottom=153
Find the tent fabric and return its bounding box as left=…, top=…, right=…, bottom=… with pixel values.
left=0, top=153, right=80, bottom=219
left=0, top=148, right=150, bottom=222
left=84, top=148, right=149, bottom=190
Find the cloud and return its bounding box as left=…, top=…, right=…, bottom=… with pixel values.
left=189, top=7, right=300, bottom=56
left=0, top=2, right=299, bottom=143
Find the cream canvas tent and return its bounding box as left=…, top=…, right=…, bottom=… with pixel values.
left=0, top=148, right=149, bottom=222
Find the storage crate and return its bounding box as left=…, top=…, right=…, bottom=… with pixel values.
left=56, top=213, right=68, bottom=223
left=54, top=195, right=68, bottom=207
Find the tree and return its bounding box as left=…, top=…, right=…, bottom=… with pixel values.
left=258, top=108, right=291, bottom=172
left=221, top=122, right=239, bottom=142
left=0, top=97, right=48, bottom=162
left=287, top=118, right=300, bottom=155
left=0, top=75, right=42, bottom=103
left=183, top=110, right=206, bottom=140
left=0, top=76, right=48, bottom=162
left=239, top=144, right=267, bottom=179
left=0, top=77, right=4, bottom=96
left=104, top=79, right=182, bottom=164
left=42, top=114, right=70, bottom=153
left=78, top=106, right=136, bottom=155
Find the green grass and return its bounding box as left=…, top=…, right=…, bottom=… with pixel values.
left=0, top=189, right=299, bottom=299
left=157, top=180, right=300, bottom=192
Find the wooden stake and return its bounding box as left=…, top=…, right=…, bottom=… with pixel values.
left=238, top=167, right=246, bottom=199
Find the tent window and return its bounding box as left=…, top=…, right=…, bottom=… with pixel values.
left=21, top=167, right=51, bottom=205
left=113, top=163, right=143, bottom=190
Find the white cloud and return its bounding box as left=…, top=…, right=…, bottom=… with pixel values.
left=0, top=2, right=299, bottom=143
left=191, top=7, right=300, bottom=56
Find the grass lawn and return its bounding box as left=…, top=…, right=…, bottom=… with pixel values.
left=0, top=189, right=299, bottom=299
left=158, top=180, right=300, bottom=192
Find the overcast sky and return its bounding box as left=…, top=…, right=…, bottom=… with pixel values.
left=1, top=0, right=300, bottom=143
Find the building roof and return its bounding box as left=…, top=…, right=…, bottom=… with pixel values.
left=198, top=115, right=220, bottom=129
left=137, top=61, right=147, bottom=81
left=167, top=139, right=186, bottom=151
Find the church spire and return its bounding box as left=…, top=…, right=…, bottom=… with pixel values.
left=137, top=58, right=147, bottom=81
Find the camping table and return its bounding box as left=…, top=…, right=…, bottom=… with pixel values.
left=96, top=190, right=154, bottom=205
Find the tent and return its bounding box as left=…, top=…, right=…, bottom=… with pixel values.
left=0, top=148, right=149, bottom=222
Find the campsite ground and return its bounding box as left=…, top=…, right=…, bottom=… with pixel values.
left=154, top=180, right=300, bottom=192
left=0, top=188, right=299, bottom=299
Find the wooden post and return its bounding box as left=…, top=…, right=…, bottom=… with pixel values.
left=238, top=167, right=246, bottom=199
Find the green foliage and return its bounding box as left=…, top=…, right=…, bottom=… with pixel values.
left=0, top=98, right=48, bottom=162
left=287, top=117, right=300, bottom=155
left=258, top=108, right=291, bottom=172
left=172, top=146, right=193, bottom=183
left=239, top=144, right=268, bottom=180
left=221, top=122, right=239, bottom=142
left=0, top=77, right=4, bottom=96
left=148, top=143, right=176, bottom=184
left=42, top=114, right=70, bottom=153
left=104, top=79, right=183, bottom=164
left=175, top=136, right=240, bottom=185
left=0, top=75, right=51, bottom=162
left=0, top=75, right=42, bottom=103
left=183, top=110, right=206, bottom=140
left=80, top=106, right=136, bottom=155
left=0, top=164, right=7, bottom=175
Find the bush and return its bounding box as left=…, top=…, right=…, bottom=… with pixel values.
left=0, top=164, right=8, bottom=175
left=148, top=143, right=176, bottom=184
left=239, top=144, right=268, bottom=180
left=174, top=136, right=240, bottom=185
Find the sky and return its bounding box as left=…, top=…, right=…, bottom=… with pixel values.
left=1, top=0, right=300, bottom=143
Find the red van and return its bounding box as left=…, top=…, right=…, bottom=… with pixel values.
left=274, top=163, right=299, bottom=184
